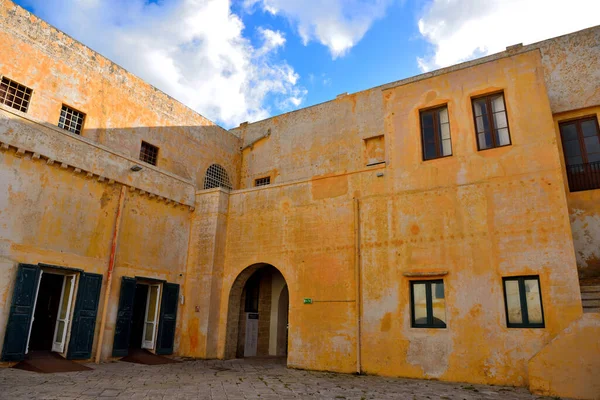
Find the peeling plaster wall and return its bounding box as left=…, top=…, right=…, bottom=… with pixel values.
left=0, top=0, right=242, bottom=189
left=218, top=51, right=583, bottom=386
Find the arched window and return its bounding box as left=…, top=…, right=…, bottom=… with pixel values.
left=203, top=164, right=232, bottom=190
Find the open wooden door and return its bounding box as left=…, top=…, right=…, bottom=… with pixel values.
left=52, top=274, right=76, bottom=353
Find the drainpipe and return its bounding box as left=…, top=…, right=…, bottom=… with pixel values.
left=95, top=185, right=126, bottom=364
left=354, top=197, right=362, bottom=374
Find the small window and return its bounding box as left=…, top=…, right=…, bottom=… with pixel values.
left=420, top=106, right=452, bottom=160
left=204, top=164, right=232, bottom=190
left=58, top=105, right=85, bottom=135
left=559, top=116, right=600, bottom=192
left=472, top=92, right=511, bottom=150
left=255, top=176, right=271, bottom=187
left=410, top=280, right=446, bottom=328
left=0, top=76, right=32, bottom=113
left=503, top=276, right=545, bottom=328
left=364, top=135, right=385, bottom=165
left=139, top=141, right=159, bottom=166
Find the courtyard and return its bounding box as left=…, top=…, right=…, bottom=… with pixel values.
left=0, top=357, right=560, bottom=399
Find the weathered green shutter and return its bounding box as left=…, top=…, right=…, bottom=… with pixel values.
left=155, top=283, right=179, bottom=355
left=1, top=264, right=41, bottom=361
left=66, top=273, right=103, bottom=360
left=112, top=277, right=136, bottom=357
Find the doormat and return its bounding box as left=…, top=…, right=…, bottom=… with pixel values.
left=119, top=349, right=180, bottom=365
left=13, top=351, right=92, bottom=373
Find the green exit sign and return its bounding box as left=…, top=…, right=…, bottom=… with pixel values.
left=303, top=298, right=313, bottom=304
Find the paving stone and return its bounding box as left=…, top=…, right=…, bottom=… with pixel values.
left=0, top=358, right=565, bottom=399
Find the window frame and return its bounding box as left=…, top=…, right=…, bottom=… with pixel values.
left=419, top=104, right=452, bottom=161
left=410, top=279, right=447, bottom=329
left=471, top=91, right=512, bottom=151
left=139, top=141, right=159, bottom=166
left=58, top=104, right=86, bottom=135
left=502, top=276, right=545, bottom=329
left=558, top=115, right=600, bottom=165
left=254, top=176, right=271, bottom=187
left=0, top=76, right=33, bottom=113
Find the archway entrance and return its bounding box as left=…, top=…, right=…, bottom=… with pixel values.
left=225, top=264, right=289, bottom=359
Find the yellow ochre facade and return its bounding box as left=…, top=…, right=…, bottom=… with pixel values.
left=0, top=1, right=598, bottom=398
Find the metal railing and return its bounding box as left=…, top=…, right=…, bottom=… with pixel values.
left=566, top=161, right=600, bottom=192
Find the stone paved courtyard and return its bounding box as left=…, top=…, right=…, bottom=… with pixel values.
left=0, top=357, right=561, bottom=399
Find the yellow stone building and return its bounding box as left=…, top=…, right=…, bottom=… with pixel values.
left=0, top=1, right=598, bottom=398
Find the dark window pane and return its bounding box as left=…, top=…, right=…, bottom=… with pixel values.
left=421, top=112, right=434, bottom=128
left=563, top=140, right=582, bottom=158
left=584, top=135, right=600, bottom=155
left=567, top=156, right=584, bottom=166
left=581, top=120, right=599, bottom=137
left=588, top=153, right=600, bottom=163
left=560, top=123, right=578, bottom=141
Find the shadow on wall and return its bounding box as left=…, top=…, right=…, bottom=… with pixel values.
left=78, top=124, right=242, bottom=190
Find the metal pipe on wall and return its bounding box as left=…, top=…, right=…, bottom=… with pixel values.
left=94, top=184, right=126, bottom=363
left=354, top=197, right=362, bottom=374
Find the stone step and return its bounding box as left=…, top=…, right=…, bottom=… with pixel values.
left=580, top=285, right=600, bottom=293
left=581, top=292, right=600, bottom=300
left=582, top=299, right=600, bottom=307
left=583, top=307, right=600, bottom=313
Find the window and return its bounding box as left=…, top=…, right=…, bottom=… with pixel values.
left=472, top=92, right=511, bottom=150
left=420, top=106, right=452, bottom=160
left=559, top=116, right=600, bottom=192
left=503, top=276, right=545, bottom=328
left=204, top=164, right=232, bottom=190
left=0, top=76, right=32, bottom=113
left=364, top=134, right=385, bottom=165
left=255, top=176, right=271, bottom=187
left=410, top=280, right=446, bottom=328
left=139, top=141, right=159, bottom=166
left=58, top=105, right=85, bottom=135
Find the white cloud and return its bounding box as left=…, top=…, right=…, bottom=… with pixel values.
left=417, top=0, right=600, bottom=72
left=22, top=0, right=306, bottom=127
left=245, top=0, right=394, bottom=58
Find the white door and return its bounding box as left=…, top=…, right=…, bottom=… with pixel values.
left=52, top=274, right=76, bottom=353
left=141, top=284, right=161, bottom=349
left=244, top=312, right=259, bottom=357
left=25, top=271, right=44, bottom=355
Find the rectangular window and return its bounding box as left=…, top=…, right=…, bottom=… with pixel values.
left=0, top=76, right=32, bottom=113
left=503, top=276, right=545, bottom=328
left=472, top=92, right=511, bottom=150
left=420, top=106, right=452, bottom=160
left=559, top=116, right=600, bottom=192
left=255, top=176, right=271, bottom=187
left=410, top=280, right=446, bottom=328
left=139, top=141, right=159, bottom=166
left=58, top=105, right=85, bottom=135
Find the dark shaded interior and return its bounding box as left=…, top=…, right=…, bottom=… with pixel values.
left=29, top=273, right=63, bottom=352
left=129, top=283, right=148, bottom=350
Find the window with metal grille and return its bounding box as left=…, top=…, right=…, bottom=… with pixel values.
left=254, top=176, right=271, bottom=187
left=0, top=77, right=32, bottom=113
left=420, top=105, right=452, bottom=160
left=139, top=141, right=159, bottom=166
left=58, top=105, right=85, bottom=135
left=204, top=164, right=232, bottom=190
left=472, top=92, right=511, bottom=150
left=503, top=276, right=545, bottom=328
left=559, top=116, right=600, bottom=192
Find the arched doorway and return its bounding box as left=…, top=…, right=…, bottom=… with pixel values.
left=224, top=264, right=289, bottom=359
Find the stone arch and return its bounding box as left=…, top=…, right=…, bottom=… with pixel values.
left=203, top=164, right=232, bottom=190
left=224, top=263, right=289, bottom=359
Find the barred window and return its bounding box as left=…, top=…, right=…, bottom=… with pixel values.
left=254, top=176, right=271, bottom=187
left=204, top=164, right=232, bottom=190
left=0, top=77, right=32, bottom=113
left=58, top=105, right=85, bottom=135
left=139, top=141, right=159, bottom=166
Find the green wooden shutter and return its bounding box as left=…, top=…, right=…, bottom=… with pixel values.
left=66, top=273, right=103, bottom=360
left=112, top=277, right=136, bottom=357
left=155, top=283, right=179, bottom=355
left=1, top=264, right=41, bottom=361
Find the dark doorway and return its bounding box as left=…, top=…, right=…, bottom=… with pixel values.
left=129, top=284, right=148, bottom=350
left=29, top=273, right=64, bottom=351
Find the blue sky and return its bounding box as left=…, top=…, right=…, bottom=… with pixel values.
left=14, top=0, right=599, bottom=128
